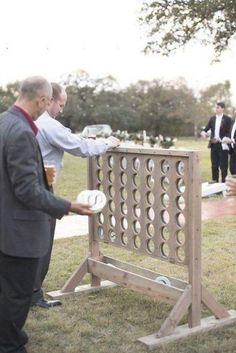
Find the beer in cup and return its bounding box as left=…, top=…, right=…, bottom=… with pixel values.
left=44, top=160, right=56, bottom=186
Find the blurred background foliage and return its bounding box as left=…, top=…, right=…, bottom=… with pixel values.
left=0, top=73, right=233, bottom=137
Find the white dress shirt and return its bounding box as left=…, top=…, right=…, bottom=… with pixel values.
left=35, top=111, right=113, bottom=181
left=231, top=120, right=236, bottom=147
left=214, top=114, right=223, bottom=140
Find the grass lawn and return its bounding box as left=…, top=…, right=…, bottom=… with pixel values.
left=26, top=138, right=236, bottom=353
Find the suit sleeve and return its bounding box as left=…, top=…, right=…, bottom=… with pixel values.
left=226, top=117, right=232, bottom=137
left=204, top=117, right=212, bottom=132
left=6, top=128, right=70, bottom=219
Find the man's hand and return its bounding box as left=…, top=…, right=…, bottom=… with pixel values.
left=200, top=131, right=207, bottom=138
left=107, top=136, right=120, bottom=148
left=221, top=137, right=232, bottom=144
left=70, top=202, right=93, bottom=215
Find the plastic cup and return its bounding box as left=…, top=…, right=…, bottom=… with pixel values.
left=44, top=160, right=56, bottom=186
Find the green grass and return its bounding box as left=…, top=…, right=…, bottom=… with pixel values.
left=26, top=218, right=236, bottom=353
left=25, top=138, right=236, bottom=353
left=175, top=137, right=211, bottom=182
left=55, top=154, right=87, bottom=200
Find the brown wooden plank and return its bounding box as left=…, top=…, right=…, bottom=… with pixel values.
left=88, top=258, right=183, bottom=303
left=88, top=157, right=101, bottom=286
left=187, top=152, right=202, bottom=327
left=157, top=285, right=192, bottom=337
left=47, top=280, right=117, bottom=299
left=61, top=256, right=88, bottom=292
left=104, top=256, right=187, bottom=289
left=138, top=310, right=236, bottom=349
left=111, top=146, right=194, bottom=158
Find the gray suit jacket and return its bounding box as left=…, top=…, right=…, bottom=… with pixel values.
left=0, top=106, right=70, bottom=258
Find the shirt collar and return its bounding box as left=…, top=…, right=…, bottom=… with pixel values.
left=13, top=104, right=38, bottom=135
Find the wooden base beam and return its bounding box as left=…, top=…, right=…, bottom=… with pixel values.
left=138, top=310, right=236, bottom=350
left=88, top=258, right=183, bottom=304
left=47, top=280, right=117, bottom=299
left=46, top=255, right=232, bottom=349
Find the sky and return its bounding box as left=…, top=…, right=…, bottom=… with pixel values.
left=1, top=0, right=236, bottom=103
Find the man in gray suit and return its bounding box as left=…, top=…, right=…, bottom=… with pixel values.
left=0, top=76, right=92, bottom=353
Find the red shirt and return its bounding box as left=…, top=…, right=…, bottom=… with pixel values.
left=14, top=105, right=38, bottom=135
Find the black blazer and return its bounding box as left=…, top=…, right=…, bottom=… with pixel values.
left=204, top=114, right=232, bottom=144
left=0, top=106, right=70, bottom=258
left=229, top=119, right=236, bottom=154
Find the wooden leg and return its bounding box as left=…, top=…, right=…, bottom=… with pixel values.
left=61, top=256, right=88, bottom=293
left=157, top=285, right=192, bottom=337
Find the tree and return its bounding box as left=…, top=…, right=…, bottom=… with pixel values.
left=199, top=80, right=232, bottom=111
left=0, top=82, right=19, bottom=113
left=140, top=0, right=236, bottom=58
left=126, top=79, right=197, bottom=136
left=60, top=84, right=97, bottom=132
left=197, top=80, right=233, bottom=128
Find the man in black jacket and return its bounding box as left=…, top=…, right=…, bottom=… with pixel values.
left=220, top=111, right=236, bottom=175
left=229, top=116, right=236, bottom=175
left=201, top=102, right=232, bottom=182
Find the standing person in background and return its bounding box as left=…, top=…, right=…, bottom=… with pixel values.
left=32, top=82, right=120, bottom=308
left=229, top=114, right=236, bottom=174
left=0, top=76, right=92, bottom=353
left=219, top=109, right=236, bottom=175
left=201, top=102, right=232, bottom=182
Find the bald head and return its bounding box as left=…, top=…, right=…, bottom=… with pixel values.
left=19, top=76, right=52, bottom=101
left=15, top=76, right=52, bottom=120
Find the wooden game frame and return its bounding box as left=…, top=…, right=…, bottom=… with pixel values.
left=48, top=147, right=236, bottom=348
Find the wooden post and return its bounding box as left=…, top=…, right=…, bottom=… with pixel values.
left=88, top=157, right=101, bottom=287
left=188, top=152, right=202, bottom=327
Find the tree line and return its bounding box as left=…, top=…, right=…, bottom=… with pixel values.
left=0, top=73, right=233, bottom=137
left=140, top=0, right=236, bottom=60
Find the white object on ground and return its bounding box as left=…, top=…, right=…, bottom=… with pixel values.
left=155, top=276, right=171, bottom=286
left=201, top=182, right=226, bottom=198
